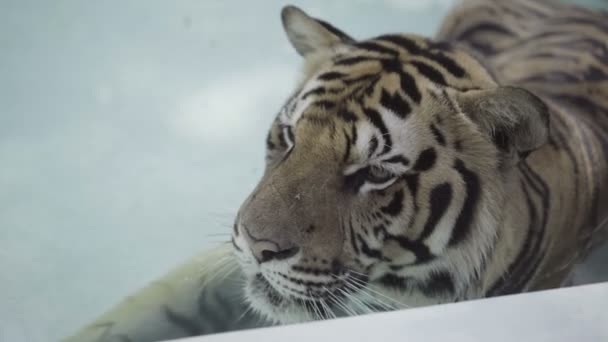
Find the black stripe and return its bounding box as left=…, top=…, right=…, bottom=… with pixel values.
left=231, top=237, right=242, bottom=252
left=442, top=89, right=460, bottom=114
left=343, top=73, right=379, bottom=86
left=488, top=162, right=549, bottom=296
left=292, top=265, right=332, bottom=276
left=364, top=108, right=392, bottom=155
left=355, top=41, right=399, bottom=56
left=380, top=58, right=403, bottom=74
left=302, top=115, right=334, bottom=127
left=342, top=129, right=352, bottom=163
left=376, top=34, right=420, bottom=52
left=276, top=128, right=287, bottom=148
left=368, top=136, right=379, bottom=158
left=380, top=89, right=411, bottom=119
left=430, top=124, right=446, bottom=146
left=351, top=124, right=358, bottom=148
left=349, top=219, right=360, bottom=254
left=427, top=51, right=467, bottom=78
left=380, top=189, right=404, bottom=216
left=375, top=34, right=466, bottom=77
left=373, top=223, right=387, bottom=240
left=344, top=165, right=400, bottom=192
left=487, top=179, right=543, bottom=296
left=584, top=65, right=608, bottom=82
left=516, top=71, right=580, bottom=83
left=378, top=273, right=410, bottom=289
left=521, top=162, right=550, bottom=232
left=277, top=272, right=341, bottom=288
left=313, top=100, right=336, bottom=109
left=411, top=60, right=447, bottom=86
left=449, top=159, right=480, bottom=246
left=384, top=155, right=409, bottom=166
left=455, top=22, right=514, bottom=43
left=403, top=174, right=420, bottom=214
left=420, top=271, right=455, bottom=297
left=337, top=109, right=357, bottom=122
left=380, top=59, right=421, bottom=104
left=419, top=183, right=452, bottom=241
left=398, top=69, right=422, bottom=104
left=549, top=93, right=608, bottom=118
left=385, top=234, right=435, bottom=264
left=266, top=131, right=276, bottom=150
left=317, top=19, right=354, bottom=43
left=301, top=87, right=326, bottom=99
left=357, top=234, right=385, bottom=260
left=334, top=56, right=379, bottom=66
left=318, top=71, right=347, bottom=81
left=413, top=148, right=437, bottom=172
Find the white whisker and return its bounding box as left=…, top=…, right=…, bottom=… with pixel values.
left=337, top=287, right=374, bottom=315
left=236, top=304, right=254, bottom=323
left=311, top=299, right=323, bottom=320
left=320, top=298, right=337, bottom=319
left=345, top=273, right=411, bottom=309
left=342, top=278, right=396, bottom=311
left=323, top=286, right=357, bottom=317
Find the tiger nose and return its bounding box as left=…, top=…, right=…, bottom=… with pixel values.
left=250, top=240, right=300, bottom=264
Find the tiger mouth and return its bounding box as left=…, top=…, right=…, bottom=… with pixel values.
left=248, top=272, right=375, bottom=321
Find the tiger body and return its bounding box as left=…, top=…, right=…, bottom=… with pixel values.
left=439, top=0, right=608, bottom=293
left=66, top=1, right=608, bottom=341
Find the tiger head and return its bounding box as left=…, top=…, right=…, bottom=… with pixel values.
left=231, top=6, right=549, bottom=323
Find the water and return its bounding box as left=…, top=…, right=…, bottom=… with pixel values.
left=1, top=1, right=606, bottom=341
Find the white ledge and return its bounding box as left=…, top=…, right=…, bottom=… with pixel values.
left=172, top=283, right=608, bottom=342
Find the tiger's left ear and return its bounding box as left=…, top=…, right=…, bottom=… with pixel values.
left=457, top=86, right=550, bottom=159
left=281, top=5, right=355, bottom=57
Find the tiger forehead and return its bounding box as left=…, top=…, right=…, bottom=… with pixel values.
left=298, top=34, right=492, bottom=99
left=288, top=37, right=484, bottom=113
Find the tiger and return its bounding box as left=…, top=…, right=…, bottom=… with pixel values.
left=65, top=1, right=608, bottom=341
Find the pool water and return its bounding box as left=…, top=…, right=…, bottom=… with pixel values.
left=1, top=1, right=606, bottom=341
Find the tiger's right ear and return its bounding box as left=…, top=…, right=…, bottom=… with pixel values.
left=281, top=5, right=355, bottom=57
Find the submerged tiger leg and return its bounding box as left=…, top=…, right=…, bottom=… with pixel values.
left=63, top=244, right=264, bottom=342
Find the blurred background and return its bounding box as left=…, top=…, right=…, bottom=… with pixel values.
left=1, top=1, right=607, bottom=341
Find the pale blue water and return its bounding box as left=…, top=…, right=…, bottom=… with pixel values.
left=1, top=1, right=606, bottom=341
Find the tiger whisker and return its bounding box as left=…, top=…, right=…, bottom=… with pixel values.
left=205, top=232, right=232, bottom=237
left=338, top=289, right=374, bottom=314
left=334, top=272, right=399, bottom=311
left=311, top=299, right=324, bottom=320
left=344, top=269, right=368, bottom=278
left=304, top=298, right=319, bottom=321
left=236, top=303, right=254, bottom=323
left=344, top=273, right=411, bottom=309
left=536, top=251, right=581, bottom=282
left=336, top=287, right=375, bottom=315
left=331, top=273, right=373, bottom=313
left=320, top=298, right=337, bottom=319
left=323, top=286, right=358, bottom=317
left=341, top=278, right=397, bottom=311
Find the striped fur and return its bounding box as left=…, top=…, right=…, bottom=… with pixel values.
left=66, top=1, right=608, bottom=341
left=234, top=0, right=608, bottom=324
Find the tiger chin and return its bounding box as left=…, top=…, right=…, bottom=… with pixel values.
left=231, top=3, right=608, bottom=325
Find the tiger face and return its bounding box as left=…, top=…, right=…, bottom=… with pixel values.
left=232, top=6, right=549, bottom=323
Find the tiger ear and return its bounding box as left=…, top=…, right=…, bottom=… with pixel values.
left=457, top=86, right=550, bottom=159
left=281, top=5, right=355, bottom=57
